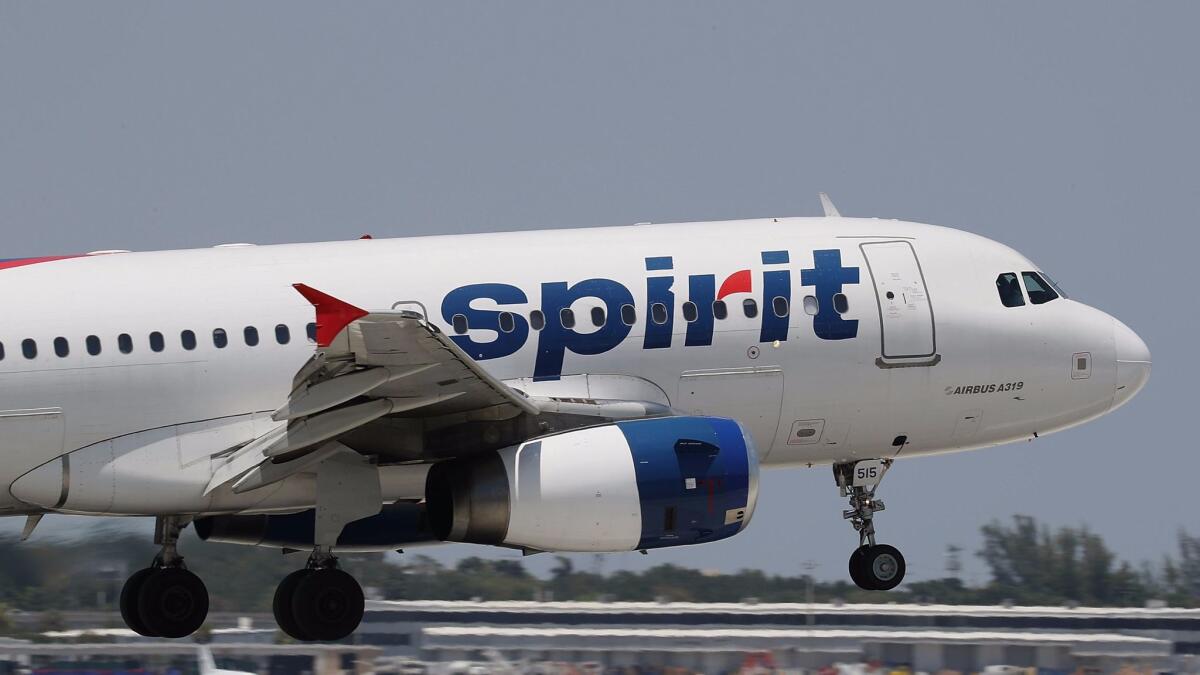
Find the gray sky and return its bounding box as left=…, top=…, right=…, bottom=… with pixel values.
left=1, top=2, right=1195, bottom=583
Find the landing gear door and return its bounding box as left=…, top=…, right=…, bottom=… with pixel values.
left=860, top=241, right=938, bottom=366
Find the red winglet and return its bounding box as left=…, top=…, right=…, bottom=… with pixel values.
left=293, top=284, right=369, bottom=347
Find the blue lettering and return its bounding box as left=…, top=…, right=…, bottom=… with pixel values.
left=644, top=258, right=674, bottom=350
left=535, top=278, right=634, bottom=380
left=684, top=274, right=716, bottom=347
left=759, top=250, right=790, bottom=342
left=801, top=249, right=860, bottom=340
left=440, top=283, right=530, bottom=359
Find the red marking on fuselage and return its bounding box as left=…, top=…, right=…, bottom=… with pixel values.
left=717, top=269, right=752, bottom=299
left=0, top=255, right=81, bottom=271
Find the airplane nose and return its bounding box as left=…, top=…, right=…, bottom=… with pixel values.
left=1112, top=317, right=1151, bottom=410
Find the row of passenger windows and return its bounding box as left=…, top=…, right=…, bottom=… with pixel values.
left=996, top=271, right=1063, bottom=308
left=451, top=294, right=850, bottom=335
left=0, top=323, right=317, bottom=361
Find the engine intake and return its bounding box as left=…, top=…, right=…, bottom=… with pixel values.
left=424, top=416, right=758, bottom=552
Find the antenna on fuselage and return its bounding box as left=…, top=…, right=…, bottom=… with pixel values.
left=819, top=192, right=842, bottom=217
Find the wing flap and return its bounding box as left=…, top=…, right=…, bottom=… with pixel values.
left=206, top=285, right=537, bottom=495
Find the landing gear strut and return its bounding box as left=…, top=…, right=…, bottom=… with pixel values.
left=273, top=547, right=364, bottom=642
left=835, top=459, right=906, bottom=591
left=273, top=449, right=377, bottom=641
left=119, top=517, right=210, bottom=638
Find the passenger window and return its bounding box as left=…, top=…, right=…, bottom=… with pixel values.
left=86, top=335, right=101, bottom=355
left=590, top=307, right=605, bottom=327
left=451, top=314, right=468, bottom=334
left=118, top=333, right=133, bottom=354
left=560, top=308, right=576, bottom=329
left=995, top=273, right=1025, bottom=307
left=682, top=302, right=698, bottom=322
left=803, top=295, right=818, bottom=316
left=244, top=326, right=259, bottom=346
left=22, top=339, right=36, bottom=359
left=1021, top=271, right=1059, bottom=305
left=149, top=332, right=165, bottom=353
left=0, top=342, right=4, bottom=361
left=305, top=323, right=317, bottom=342
left=275, top=324, right=290, bottom=345
left=620, top=304, right=637, bottom=326
left=213, top=328, right=228, bottom=349
left=833, top=293, right=849, bottom=314
left=742, top=299, right=758, bottom=319
left=54, top=337, right=68, bottom=358
left=498, top=312, right=516, bottom=334
left=651, top=303, right=669, bottom=325
left=713, top=300, right=728, bottom=320
left=529, top=310, right=545, bottom=331
left=181, top=330, right=196, bottom=351
left=772, top=296, right=789, bottom=318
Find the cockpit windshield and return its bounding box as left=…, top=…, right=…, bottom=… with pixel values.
left=1021, top=271, right=1060, bottom=304
left=996, top=273, right=1025, bottom=307
left=1040, top=272, right=1068, bottom=299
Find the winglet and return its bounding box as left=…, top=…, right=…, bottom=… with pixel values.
left=293, top=284, right=369, bottom=347
left=819, top=192, right=842, bottom=217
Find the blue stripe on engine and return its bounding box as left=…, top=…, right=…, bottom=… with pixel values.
left=615, top=417, right=752, bottom=550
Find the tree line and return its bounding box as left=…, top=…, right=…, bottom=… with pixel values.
left=0, top=515, right=1194, bottom=620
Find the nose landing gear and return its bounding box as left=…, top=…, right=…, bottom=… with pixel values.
left=836, top=459, right=906, bottom=591
left=119, top=517, right=210, bottom=638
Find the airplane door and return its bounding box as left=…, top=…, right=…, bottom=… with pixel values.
left=677, top=367, right=783, bottom=457
left=860, top=241, right=938, bottom=364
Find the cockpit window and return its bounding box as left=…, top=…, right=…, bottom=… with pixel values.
left=1041, top=272, right=1068, bottom=299
left=996, top=273, right=1025, bottom=307
left=1021, top=271, right=1059, bottom=305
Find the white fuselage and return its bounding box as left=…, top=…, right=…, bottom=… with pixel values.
left=0, top=217, right=1150, bottom=516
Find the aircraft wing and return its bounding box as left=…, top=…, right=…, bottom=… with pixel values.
left=206, top=284, right=667, bottom=495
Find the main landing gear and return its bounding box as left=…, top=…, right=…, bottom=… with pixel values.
left=273, top=548, right=365, bottom=642
left=120, top=517, right=210, bottom=638
left=835, top=459, right=906, bottom=591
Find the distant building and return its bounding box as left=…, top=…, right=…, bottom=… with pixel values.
left=359, top=600, right=1200, bottom=673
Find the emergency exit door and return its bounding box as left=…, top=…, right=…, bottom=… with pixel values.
left=860, top=241, right=937, bottom=362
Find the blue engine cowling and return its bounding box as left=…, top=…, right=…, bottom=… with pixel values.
left=425, top=416, right=759, bottom=552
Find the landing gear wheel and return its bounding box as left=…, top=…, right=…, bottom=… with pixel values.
left=290, top=568, right=364, bottom=642
left=850, top=544, right=906, bottom=591
left=274, top=569, right=315, bottom=641
left=135, top=567, right=210, bottom=638
left=120, top=568, right=158, bottom=637
left=865, top=544, right=906, bottom=590
left=848, top=546, right=872, bottom=590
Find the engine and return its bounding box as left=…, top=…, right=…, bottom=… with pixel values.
left=424, top=416, right=758, bottom=552
left=194, top=503, right=436, bottom=553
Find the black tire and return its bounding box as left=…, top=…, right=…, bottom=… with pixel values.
left=848, top=546, right=875, bottom=591
left=862, top=544, right=906, bottom=591
left=136, top=567, right=209, bottom=639
left=291, top=568, right=364, bottom=642
left=274, top=569, right=315, bottom=642
left=120, top=568, right=158, bottom=637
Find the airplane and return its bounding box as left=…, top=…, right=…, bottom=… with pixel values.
left=0, top=196, right=1150, bottom=642
left=197, top=645, right=256, bottom=675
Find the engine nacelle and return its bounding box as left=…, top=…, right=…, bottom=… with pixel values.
left=425, top=416, right=758, bottom=552
left=194, top=503, right=436, bottom=552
